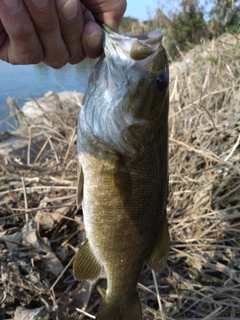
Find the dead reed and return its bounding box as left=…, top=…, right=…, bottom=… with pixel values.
left=0, top=33, right=239, bottom=319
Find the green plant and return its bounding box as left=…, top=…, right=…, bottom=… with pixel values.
left=165, top=0, right=209, bottom=58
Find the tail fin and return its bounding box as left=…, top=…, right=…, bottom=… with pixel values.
left=96, top=291, right=142, bottom=320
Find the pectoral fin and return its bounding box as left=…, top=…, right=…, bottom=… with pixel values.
left=73, top=239, right=101, bottom=280
left=146, top=215, right=170, bottom=272
left=77, top=162, right=83, bottom=207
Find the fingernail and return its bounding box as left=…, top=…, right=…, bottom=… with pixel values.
left=86, top=35, right=102, bottom=51
left=61, top=0, right=78, bottom=21
left=31, top=0, right=48, bottom=9
left=2, top=0, right=21, bottom=12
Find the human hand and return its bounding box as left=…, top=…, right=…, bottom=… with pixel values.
left=0, top=0, right=126, bottom=68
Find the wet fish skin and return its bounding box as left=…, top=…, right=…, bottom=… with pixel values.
left=74, top=25, right=170, bottom=320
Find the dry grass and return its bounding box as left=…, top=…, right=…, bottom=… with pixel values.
left=0, top=33, right=240, bottom=319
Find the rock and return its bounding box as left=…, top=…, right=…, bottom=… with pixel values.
left=22, top=91, right=83, bottom=123
left=14, top=307, right=49, bottom=320
left=0, top=128, right=45, bottom=157
left=0, top=91, right=83, bottom=158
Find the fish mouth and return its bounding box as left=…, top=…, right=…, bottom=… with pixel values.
left=101, top=24, right=165, bottom=75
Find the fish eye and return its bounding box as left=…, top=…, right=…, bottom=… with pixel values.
left=155, top=72, right=169, bottom=91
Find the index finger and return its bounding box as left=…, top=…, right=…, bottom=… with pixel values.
left=23, top=0, right=70, bottom=68
left=0, top=0, right=43, bottom=64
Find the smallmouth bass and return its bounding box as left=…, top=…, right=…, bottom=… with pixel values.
left=74, top=25, right=170, bottom=320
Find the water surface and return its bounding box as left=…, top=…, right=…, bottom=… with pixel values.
left=0, top=59, right=96, bottom=132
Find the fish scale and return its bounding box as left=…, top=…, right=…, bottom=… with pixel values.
left=73, top=24, right=170, bottom=320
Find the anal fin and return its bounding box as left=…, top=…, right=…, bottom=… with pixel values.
left=73, top=239, right=101, bottom=280
left=146, top=214, right=170, bottom=272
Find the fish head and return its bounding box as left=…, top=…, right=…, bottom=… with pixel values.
left=102, top=25, right=169, bottom=107
left=82, top=25, right=169, bottom=157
